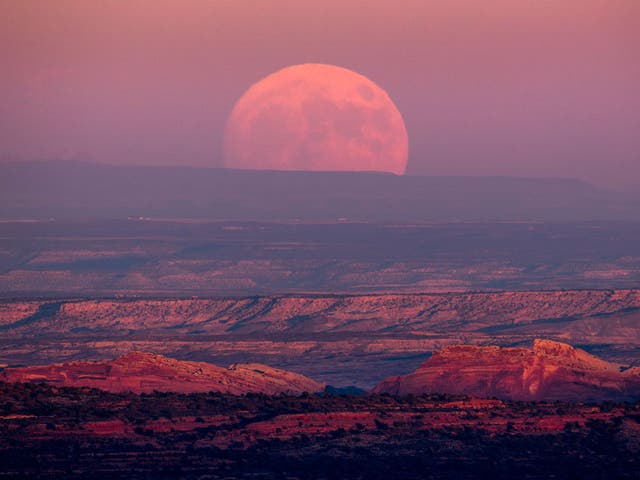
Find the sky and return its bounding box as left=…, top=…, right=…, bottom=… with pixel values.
left=1, top=0, right=639, bottom=188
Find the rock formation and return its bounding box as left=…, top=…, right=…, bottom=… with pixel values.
left=2, top=289, right=640, bottom=335
left=373, top=339, right=640, bottom=401
left=0, top=352, right=324, bottom=395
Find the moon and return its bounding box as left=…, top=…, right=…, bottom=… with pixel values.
left=224, top=64, right=409, bottom=175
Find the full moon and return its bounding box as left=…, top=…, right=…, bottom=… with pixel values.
left=224, top=64, right=408, bottom=175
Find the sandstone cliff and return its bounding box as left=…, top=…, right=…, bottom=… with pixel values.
left=373, top=339, right=640, bottom=401
left=0, top=352, right=324, bottom=395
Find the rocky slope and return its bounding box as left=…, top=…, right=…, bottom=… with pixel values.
left=0, top=352, right=324, bottom=395
left=373, top=339, right=640, bottom=401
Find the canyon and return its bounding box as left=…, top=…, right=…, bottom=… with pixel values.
left=1, top=289, right=639, bottom=388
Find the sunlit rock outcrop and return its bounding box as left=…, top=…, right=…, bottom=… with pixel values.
left=373, top=340, right=640, bottom=401
left=0, top=352, right=324, bottom=395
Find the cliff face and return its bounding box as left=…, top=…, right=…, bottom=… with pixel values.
left=373, top=340, right=640, bottom=401
left=2, top=289, right=640, bottom=335
left=0, top=352, right=324, bottom=395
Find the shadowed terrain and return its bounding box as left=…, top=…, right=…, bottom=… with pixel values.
left=0, top=383, right=638, bottom=479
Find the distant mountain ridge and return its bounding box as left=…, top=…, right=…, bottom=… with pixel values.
left=1, top=160, right=636, bottom=221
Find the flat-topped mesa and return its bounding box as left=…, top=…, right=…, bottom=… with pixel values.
left=0, top=352, right=324, bottom=396
left=373, top=339, right=640, bottom=402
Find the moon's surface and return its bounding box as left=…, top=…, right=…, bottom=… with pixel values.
left=224, top=64, right=408, bottom=175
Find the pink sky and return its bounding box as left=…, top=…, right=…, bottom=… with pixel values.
left=1, top=0, right=639, bottom=188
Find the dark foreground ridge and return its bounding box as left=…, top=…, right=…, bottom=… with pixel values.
left=0, top=382, right=638, bottom=479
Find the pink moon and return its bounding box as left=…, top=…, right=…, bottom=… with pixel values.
left=224, top=63, right=409, bottom=175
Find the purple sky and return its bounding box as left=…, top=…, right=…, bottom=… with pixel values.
left=1, top=1, right=639, bottom=188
